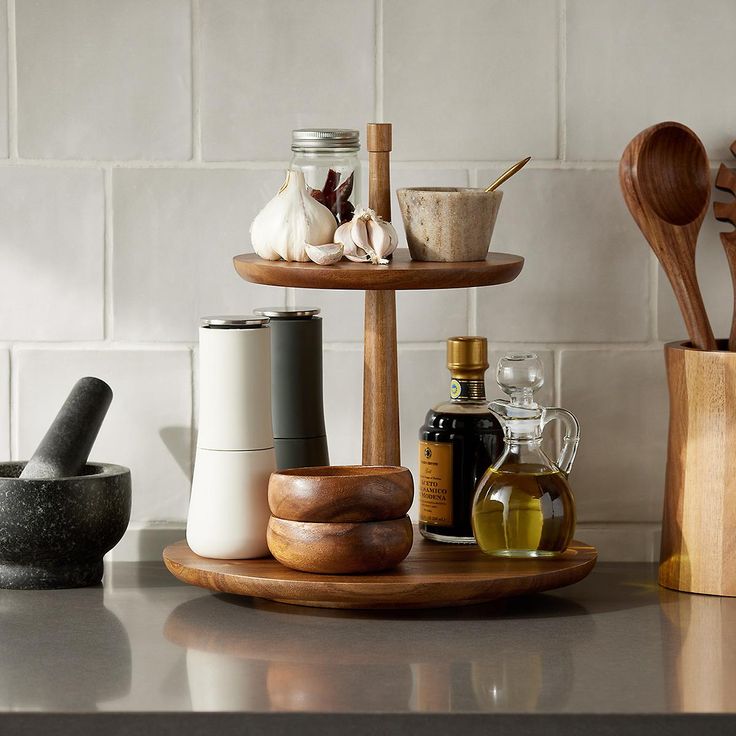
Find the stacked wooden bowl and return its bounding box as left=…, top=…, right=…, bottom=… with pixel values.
left=267, top=466, right=413, bottom=574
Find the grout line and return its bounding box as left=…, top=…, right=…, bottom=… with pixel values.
left=2, top=339, right=668, bottom=352
left=323, top=340, right=669, bottom=352
left=9, top=341, right=198, bottom=350
left=466, top=167, right=479, bottom=333
left=4, top=350, right=10, bottom=460
left=557, top=0, right=567, bottom=161
left=0, top=159, right=293, bottom=169
left=285, top=287, right=296, bottom=309
left=103, top=167, right=113, bottom=340
left=7, top=0, right=17, bottom=159
left=467, top=289, right=478, bottom=334
left=0, top=158, right=643, bottom=170
left=9, top=346, right=16, bottom=460
left=374, top=0, right=383, bottom=122
left=191, top=0, right=202, bottom=161
left=554, top=347, right=562, bottom=406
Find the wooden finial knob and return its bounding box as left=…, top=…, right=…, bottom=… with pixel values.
left=367, top=123, right=392, bottom=153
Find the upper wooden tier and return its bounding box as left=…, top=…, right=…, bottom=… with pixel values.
left=233, top=250, right=524, bottom=291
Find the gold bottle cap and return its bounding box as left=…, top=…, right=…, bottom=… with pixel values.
left=447, top=336, right=489, bottom=379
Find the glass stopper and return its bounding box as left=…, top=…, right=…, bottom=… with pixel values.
left=496, top=353, right=544, bottom=408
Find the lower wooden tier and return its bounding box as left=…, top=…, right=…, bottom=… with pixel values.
left=163, top=531, right=597, bottom=610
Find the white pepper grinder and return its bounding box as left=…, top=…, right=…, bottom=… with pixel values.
left=186, top=316, right=276, bottom=559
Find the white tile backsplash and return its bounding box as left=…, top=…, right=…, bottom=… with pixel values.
left=322, top=348, right=363, bottom=466
left=113, top=168, right=283, bottom=342
left=0, top=350, right=8, bottom=460
left=0, top=167, right=104, bottom=341
left=301, top=288, right=469, bottom=345
left=14, top=348, right=193, bottom=522
left=0, top=1, right=9, bottom=159
left=566, top=0, right=736, bottom=161
left=560, top=349, right=668, bottom=523
left=384, top=0, right=559, bottom=161
left=2, top=0, right=729, bottom=559
left=17, top=0, right=191, bottom=160
left=200, top=0, right=374, bottom=161
left=576, top=523, right=661, bottom=563
left=477, top=169, right=650, bottom=343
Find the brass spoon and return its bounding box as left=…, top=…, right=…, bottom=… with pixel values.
left=485, top=157, right=531, bottom=192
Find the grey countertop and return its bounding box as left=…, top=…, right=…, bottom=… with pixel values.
left=1, top=561, right=735, bottom=736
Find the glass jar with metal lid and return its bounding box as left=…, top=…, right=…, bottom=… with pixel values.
left=290, top=129, right=361, bottom=225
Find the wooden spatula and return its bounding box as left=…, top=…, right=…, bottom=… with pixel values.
left=715, top=141, right=736, bottom=351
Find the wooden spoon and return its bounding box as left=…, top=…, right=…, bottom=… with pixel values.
left=714, top=140, right=736, bottom=350
left=620, top=122, right=716, bottom=351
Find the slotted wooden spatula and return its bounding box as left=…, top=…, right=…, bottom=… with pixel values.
left=714, top=140, right=736, bottom=350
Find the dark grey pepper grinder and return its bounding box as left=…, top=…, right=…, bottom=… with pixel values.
left=20, top=377, right=113, bottom=479
left=254, top=307, right=329, bottom=469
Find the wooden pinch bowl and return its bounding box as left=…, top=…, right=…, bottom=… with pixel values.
left=268, top=465, right=413, bottom=523
left=267, top=516, right=413, bottom=575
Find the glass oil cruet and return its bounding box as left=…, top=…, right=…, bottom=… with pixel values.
left=471, top=353, right=580, bottom=558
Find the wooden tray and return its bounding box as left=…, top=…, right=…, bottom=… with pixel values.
left=233, top=250, right=523, bottom=291
left=164, top=533, right=597, bottom=610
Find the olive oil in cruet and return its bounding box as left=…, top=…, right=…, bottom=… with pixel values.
left=472, top=353, right=580, bottom=558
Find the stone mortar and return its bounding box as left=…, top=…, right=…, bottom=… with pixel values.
left=397, top=187, right=503, bottom=262
left=0, top=461, right=131, bottom=589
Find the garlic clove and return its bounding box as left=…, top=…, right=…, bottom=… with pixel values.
left=345, top=252, right=372, bottom=263
left=366, top=218, right=398, bottom=260
left=334, top=221, right=357, bottom=255
left=305, top=242, right=344, bottom=265
left=351, top=217, right=371, bottom=253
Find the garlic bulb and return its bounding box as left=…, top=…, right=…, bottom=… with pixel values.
left=250, top=170, right=336, bottom=262
left=306, top=242, right=344, bottom=265
left=334, top=208, right=398, bottom=264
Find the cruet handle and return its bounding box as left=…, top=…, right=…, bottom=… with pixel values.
left=541, top=408, right=580, bottom=475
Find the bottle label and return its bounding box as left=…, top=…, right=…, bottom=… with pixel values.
left=449, top=379, right=486, bottom=401
left=419, top=441, right=453, bottom=526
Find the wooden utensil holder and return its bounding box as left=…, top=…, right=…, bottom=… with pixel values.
left=660, top=340, right=736, bottom=596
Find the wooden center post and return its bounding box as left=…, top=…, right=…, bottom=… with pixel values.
left=363, top=123, right=400, bottom=466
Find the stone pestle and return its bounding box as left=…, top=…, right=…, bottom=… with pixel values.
left=20, top=377, right=113, bottom=480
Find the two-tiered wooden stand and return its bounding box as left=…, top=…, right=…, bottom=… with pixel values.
left=163, top=124, right=597, bottom=608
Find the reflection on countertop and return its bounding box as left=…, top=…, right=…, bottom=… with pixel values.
left=0, top=561, right=735, bottom=720
left=0, top=587, right=131, bottom=711
left=163, top=592, right=592, bottom=712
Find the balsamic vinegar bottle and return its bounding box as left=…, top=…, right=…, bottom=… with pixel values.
left=418, top=337, right=503, bottom=543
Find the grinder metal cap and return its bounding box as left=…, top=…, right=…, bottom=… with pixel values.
left=447, top=336, right=489, bottom=380
left=200, top=315, right=269, bottom=328
left=254, top=306, right=320, bottom=320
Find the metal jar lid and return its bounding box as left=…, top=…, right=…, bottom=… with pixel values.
left=291, top=129, right=360, bottom=153
left=254, top=306, right=321, bottom=320
left=200, top=315, right=270, bottom=329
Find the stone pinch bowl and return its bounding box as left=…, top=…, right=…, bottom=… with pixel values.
left=0, top=461, right=131, bottom=589
left=397, top=187, right=503, bottom=262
